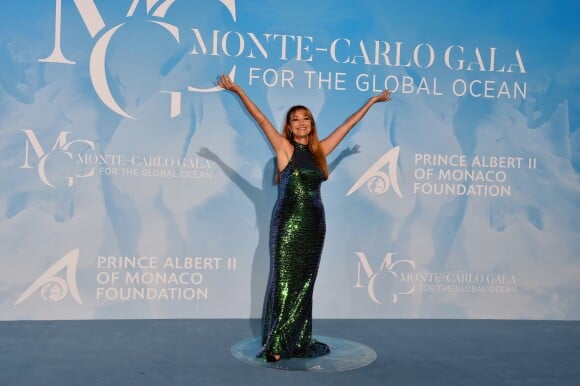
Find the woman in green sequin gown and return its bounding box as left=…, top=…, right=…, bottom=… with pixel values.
left=218, top=74, right=391, bottom=362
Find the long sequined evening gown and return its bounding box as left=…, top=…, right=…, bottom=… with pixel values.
left=258, top=141, right=330, bottom=359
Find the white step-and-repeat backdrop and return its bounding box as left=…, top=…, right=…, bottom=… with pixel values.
left=1, top=0, right=578, bottom=320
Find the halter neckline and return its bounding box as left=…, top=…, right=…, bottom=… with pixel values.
left=292, top=140, right=308, bottom=148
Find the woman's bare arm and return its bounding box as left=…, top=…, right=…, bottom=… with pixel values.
left=320, top=89, right=391, bottom=156
left=218, top=74, right=290, bottom=156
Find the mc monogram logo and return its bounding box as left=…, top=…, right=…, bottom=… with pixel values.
left=40, top=0, right=238, bottom=119
left=353, top=251, right=415, bottom=304
left=20, top=129, right=95, bottom=188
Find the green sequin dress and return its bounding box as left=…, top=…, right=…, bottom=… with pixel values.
left=258, top=141, right=330, bottom=359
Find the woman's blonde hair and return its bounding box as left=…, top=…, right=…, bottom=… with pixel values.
left=276, top=105, right=328, bottom=183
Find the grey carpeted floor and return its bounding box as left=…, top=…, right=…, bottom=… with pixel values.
left=0, top=319, right=578, bottom=386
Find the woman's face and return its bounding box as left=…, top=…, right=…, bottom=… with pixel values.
left=289, top=109, right=312, bottom=141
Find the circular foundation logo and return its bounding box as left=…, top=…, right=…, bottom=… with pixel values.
left=40, top=278, right=68, bottom=302
left=367, top=175, right=389, bottom=194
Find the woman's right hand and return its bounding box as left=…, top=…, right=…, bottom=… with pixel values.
left=217, top=74, right=241, bottom=93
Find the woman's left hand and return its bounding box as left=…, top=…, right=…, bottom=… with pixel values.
left=371, top=89, right=392, bottom=103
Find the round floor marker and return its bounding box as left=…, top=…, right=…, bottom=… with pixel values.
left=231, top=335, right=377, bottom=372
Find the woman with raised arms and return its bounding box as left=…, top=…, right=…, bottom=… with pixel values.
left=218, top=74, right=391, bottom=362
